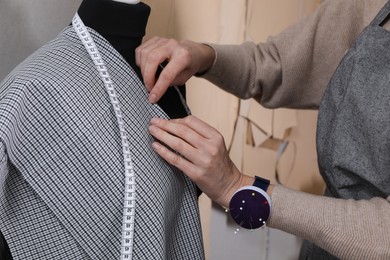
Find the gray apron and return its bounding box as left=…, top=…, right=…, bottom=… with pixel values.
left=300, top=1, right=390, bottom=259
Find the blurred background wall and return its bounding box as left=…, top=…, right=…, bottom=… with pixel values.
left=0, top=1, right=324, bottom=259
left=143, top=1, right=324, bottom=259
left=0, top=0, right=82, bottom=80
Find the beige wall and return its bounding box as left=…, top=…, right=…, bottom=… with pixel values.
left=0, top=1, right=324, bottom=259
left=143, top=0, right=324, bottom=192
left=143, top=1, right=324, bottom=259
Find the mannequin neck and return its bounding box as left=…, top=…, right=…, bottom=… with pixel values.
left=112, top=0, right=141, bottom=4
left=77, top=0, right=150, bottom=76
left=76, top=0, right=188, bottom=120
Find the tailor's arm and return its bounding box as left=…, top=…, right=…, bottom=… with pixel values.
left=136, top=39, right=215, bottom=103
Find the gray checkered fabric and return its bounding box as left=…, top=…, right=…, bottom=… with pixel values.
left=0, top=24, right=204, bottom=260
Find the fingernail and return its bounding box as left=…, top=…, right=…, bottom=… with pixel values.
left=149, top=93, right=157, bottom=103
left=151, top=142, right=160, bottom=150
left=148, top=124, right=157, bottom=133
left=150, top=117, right=158, bottom=124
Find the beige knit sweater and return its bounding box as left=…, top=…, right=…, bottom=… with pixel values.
left=202, top=0, right=390, bottom=259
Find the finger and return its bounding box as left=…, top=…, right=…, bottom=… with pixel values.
left=144, top=42, right=191, bottom=103
left=136, top=38, right=161, bottom=79
left=135, top=36, right=161, bottom=67
left=152, top=44, right=192, bottom=88
left=149, top=119, right=220, bottom=169
left=137, top=41, right=169, bottom=92
left=148, top=124, right=204, bottom=165
left=170, top=115, right=220, bottom=140
left=137, top=37, right=174, bottom=91
left=150, top=117, right=205, bottom=150
left=141, top=56, right=161, bottom=94
left=151, top=141, right=199, bottom=180
left=150, top=60, right=185, bottom=103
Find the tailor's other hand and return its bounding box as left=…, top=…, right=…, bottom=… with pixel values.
left=148, top=115, right=253, bottom=207
left=136, top=37, right=215, bottom=103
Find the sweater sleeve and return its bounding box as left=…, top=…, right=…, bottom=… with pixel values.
left=268, top=185, right=390, bottom=259
left=201, top=0, right=388, bottom=109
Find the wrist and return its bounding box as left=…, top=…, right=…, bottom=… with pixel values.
left=225, top=175, right=274, bottom=206
left=267, top=183, right=274, bottom=197
left=218, top=172, right=253, bottom=208
left=195, top=43, right=216, bottom=76
left=228, top=175, right=272, bottom=229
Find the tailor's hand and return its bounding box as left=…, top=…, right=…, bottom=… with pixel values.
left=148, top=115, right=254, bottom=208
left=135, top=37, right=215, bottom=103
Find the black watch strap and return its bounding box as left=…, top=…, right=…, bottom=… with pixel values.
left=253, top=176, right=270, bottom=191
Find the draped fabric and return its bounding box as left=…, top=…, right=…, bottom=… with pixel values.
left=0, top=25, right=204, bottom=260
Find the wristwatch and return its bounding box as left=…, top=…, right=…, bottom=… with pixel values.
left=229, top=176, right=271, bottom=229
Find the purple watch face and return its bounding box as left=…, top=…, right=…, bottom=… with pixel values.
left=229, top=189, right=270, bottom=229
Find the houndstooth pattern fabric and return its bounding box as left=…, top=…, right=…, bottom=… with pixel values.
left=0, top=24, right=204, bottom=260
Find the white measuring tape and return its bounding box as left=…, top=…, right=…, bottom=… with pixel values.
left=72, top=13, right=136, bottom=260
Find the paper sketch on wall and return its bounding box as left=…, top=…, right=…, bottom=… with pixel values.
left=228, top=98, right=298, bottom=184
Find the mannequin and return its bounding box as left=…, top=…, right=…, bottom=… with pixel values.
left=112, top=0, right=140, bottom=3
left=0, top=0, right=203, bottom=259
left=77, top=0, right=188, bottom=119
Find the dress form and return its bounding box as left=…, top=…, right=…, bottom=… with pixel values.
left=112, top=0, right=140, bottom=4
left=0, top=1, right=191, bottom=259
left=77, top=0, right=188, bottom=119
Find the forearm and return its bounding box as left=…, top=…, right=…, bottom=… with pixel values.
left=201, top=0, right=387, bottom=109
left=268, top=185, right=390, bottom=259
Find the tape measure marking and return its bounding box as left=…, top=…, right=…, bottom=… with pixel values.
left=72, top=13, right=136, bottom=260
